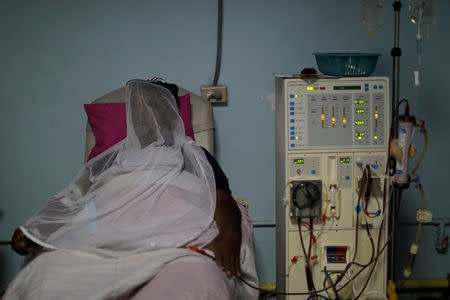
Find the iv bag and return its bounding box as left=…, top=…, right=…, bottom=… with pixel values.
left=409, top=0, right=436, bottom=37
left=361, top=0, right=385, bottom=36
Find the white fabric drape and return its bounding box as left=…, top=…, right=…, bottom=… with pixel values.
left=20, top=80, right=216, bottom=257
left=5, top=80, right=259, bottom=300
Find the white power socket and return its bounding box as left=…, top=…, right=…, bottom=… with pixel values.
left=201, top=85, right=227, bottom=103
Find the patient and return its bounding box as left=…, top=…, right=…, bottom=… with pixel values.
left=7, top=80, right=258, bottom=299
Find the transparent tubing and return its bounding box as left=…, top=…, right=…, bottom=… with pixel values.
left=404, top=129, right=428, bottom=278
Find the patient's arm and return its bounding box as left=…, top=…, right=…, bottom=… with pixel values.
left=204, top=188, right=242, bottom=278
left=11, top=228, right=38, bottom=255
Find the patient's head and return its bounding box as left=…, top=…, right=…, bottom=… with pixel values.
left=126, top=80, right=182, bottom=148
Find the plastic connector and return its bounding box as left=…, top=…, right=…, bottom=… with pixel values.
left=409, top=242, right=419, bottom=255
left=418, top=119, right=426, bottom=130
left=291, top=256, right=298, bottom=263
left=403, top=267, right=412, bottom=279
left=411, top=174, right=420, bottom=184
left=416, top=209, right=433, bottom=223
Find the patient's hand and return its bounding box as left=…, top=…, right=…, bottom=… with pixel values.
left=204, top=189, right=242, bottom=278
left=11, top=228, right=37, bottom=255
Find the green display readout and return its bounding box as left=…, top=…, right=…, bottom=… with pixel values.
left=355, top=99, right=365, bottom=104
left=340, top=157, right=350, bottom=163
left=355, top=120, right=365, bottom=125
left=355, top=109, right=365, bottom=114
left=293, top=159, right=304, bottom=165
left=355, top=132, right=365, bottom=137
left=333, top=86, right=361, bottom=90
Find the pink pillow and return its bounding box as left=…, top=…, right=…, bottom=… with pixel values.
left=84, top=103, right=126, bottom=161
left=178, top=94, right=195, bottom=140
left=85, top=94, right=194, bottom=161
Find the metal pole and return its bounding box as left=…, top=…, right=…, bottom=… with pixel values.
left=389, top=0, right=403, bottom=282
left=392, top=0, right=402, bottom=129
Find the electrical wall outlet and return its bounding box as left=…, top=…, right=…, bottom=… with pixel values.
left=201, top=85, right=227, bottom=103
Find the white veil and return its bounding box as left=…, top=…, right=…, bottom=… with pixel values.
left=20, top=80, right=216, bottom=257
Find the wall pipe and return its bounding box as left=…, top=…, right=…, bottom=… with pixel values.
left=396, top=278, right=449, bottom=291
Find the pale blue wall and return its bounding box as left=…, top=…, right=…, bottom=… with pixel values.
left=1, top=0, right=449, bottom=294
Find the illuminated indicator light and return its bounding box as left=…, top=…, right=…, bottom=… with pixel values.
left=332, top=106, right=335, bottom=128
left=355, top=109, right=365, bottom=114
left=293, top=159, right=304, bottom=165
left=314, top=87, right=319, bottom=90
left=321, top=107, right=325, bottom=128
left=355, top=99, right=365, bottom=104
left=307, top=87, right=314, bottom=91
left=355, top=121, right=365, bottom=125
left=375, top=106, right=379, bottom=127
left=358, top=137, right=362, bottom=140
left=340, top=157, right=350, bottom=163
left=343, top=107, right=346, bottom=128
left=295, top=136, right=299, bottom=140
left=295, top=94, right=299, bottom=98
left=374, top=136, right=379, bottom=140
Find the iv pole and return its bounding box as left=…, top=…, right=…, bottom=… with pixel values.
left=389, top=0, right=402, bottom=281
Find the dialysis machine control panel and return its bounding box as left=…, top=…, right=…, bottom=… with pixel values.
left=287, top=79, right=387, bottom=149
left=275, top=77, right=390, bottom=300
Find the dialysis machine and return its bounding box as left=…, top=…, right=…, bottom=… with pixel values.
left=275, top=76, right=390, bottom=299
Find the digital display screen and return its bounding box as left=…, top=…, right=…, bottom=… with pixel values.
left=293, top=159, right=304, bottom=165
left=355, top=121, right=365, bottom=125
left=355, top=109, right=365, bottom=114
left=340, top=157, right=350, bottom=163
left=355, top=132, right=365, bottom=137
left=355, top=99, right=365, bottom=104
left=333, top=86, right=361, bottom=90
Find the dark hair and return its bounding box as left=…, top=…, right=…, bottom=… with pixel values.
left=151, top=81, right=179, bottom=108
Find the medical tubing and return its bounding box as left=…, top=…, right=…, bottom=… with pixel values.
left=295, top=169, right=388, bottom=296
left=240, top=204, right=398, bottom=297
left=212, top=0, right=223, bottom=86
left=404, top=182, right=425, bottom=277
left=404, top=121, right=427, bottom=277
left=309, top=217, right=318, bottom=295
left=337, top=172, right=376, bottom=298
left=349, top=153, right=392, bottom=297
left=323, top=266, right=340, bottom=300
left=276, top=166, right=398, bottom=295
left=354, top=224, right=379, bottom=299
left=411, top=128, right=428, bottom=176
left=298, top=217, right=318, bottom=295
left=338, top=115, right=400, bottom=295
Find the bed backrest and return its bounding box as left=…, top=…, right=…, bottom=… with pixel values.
left=84, top=86, right=214, bottom=162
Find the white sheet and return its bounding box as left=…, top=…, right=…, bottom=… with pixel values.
left=4, top=206, right=259, bottom=300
